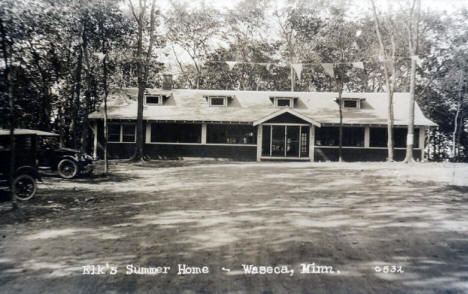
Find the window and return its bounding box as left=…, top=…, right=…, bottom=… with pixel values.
left=108, top=123, right=136, bottom=143
left=122, top=124, right=136, bottom=142
left=342, top=127, right=364, bottom=146
left=151, top=123, right=201, bottom=143
left=146, top=96, right=160, bottom=104
left=315, top=127, right=339, bottom=146
left=206, top=96, right=229, bottom=107
left=300, top=126, right=309, bottom=156
left=340, top=98, right=362, bottom=109
left=277, top=99, right=292, bottom=107
left=210, top=97, right=226, bottom=106
left=343, top=100, right=357, bottom=108
left=370, top=128, right=386, bottom=147
left=394, top=128, right=419, bottom=148
left=370, top=128, right=420, bottom=148
left=315, top=127, right=364, bottom=147
left=108, top=124, right=121, bottom=142
left=262, top=125, right=271, bottom=156
left=207, top=124, right=256, bottom=144
left=146, top=95, right=168, bottom=105
left=272, top=97, right=295, bottom=108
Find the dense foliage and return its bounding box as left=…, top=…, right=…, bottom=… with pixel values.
left=0, top=0, right=467, bottom=160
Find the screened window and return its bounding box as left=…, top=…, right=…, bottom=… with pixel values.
left=207, top=124, right=256, bottom=144
left=300, top=126, right=309, bottom=156
left=343, top=100, right=357, bottom=108
left=262, top=125, right=271, bottom=156
left=146, top=95, right=160, bottom=104
left=108, top=124, right=135, bottom=143
left=370, top=128, right=387, bottom=147
left=151, top=123, right=201, bottom=143
left=315, top=127, right=339, bottom=146
left=108, top=124, right=122, bottom=142
left=277, top=99, right=292, bottom=107
left=370, top=128, right=419, bottom=148
left=394, top=128, right=419, bottom=148
left=210, top=97, right=226, bottom=106
left=342, top=127, right=364, bottom=147
left=315, top=127, right=364, bottom=146
left=122, top=125, right=136, bottom=142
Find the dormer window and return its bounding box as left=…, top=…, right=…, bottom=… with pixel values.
left=338, top=98, right=363, bottom=110
left=271, top=97, right=296, bottom=108
left=343, top=100, right=357, bottom=108
left=207, top=96, right=229, bottom=107
left=146, top=95, right=164, bottom=105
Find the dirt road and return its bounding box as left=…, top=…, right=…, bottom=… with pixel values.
left=0, top=161, right=467, bottom=294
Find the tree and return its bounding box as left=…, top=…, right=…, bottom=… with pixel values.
left=404, top=0, right=422, bottom=162
left=274, top=1, right=322, bottom=91
left=128, top=0, right=160, bottom=160
left=370, top=0, right=398, bottom=162
left=166, top=1, right=221, bottom=89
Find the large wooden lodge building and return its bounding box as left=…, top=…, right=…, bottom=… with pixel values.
left=89, top=86, right=436, bottom=162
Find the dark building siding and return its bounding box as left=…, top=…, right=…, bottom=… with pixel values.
left=145, top=144, right=256, bottom=161
left=104, top=143, right=256, bottom=160
left=94, top=120, right=424, bottom=162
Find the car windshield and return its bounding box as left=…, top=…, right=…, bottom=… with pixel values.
left=40, top=136, right=60, bottom=149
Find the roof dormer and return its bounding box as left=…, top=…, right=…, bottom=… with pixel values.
left=205, top=96, right=232, bottom=107
left=145, top=94, right=170, bottom=105
left=336, top=97, right=365, bottom=110
left=270, top=97, right=297, bottom=108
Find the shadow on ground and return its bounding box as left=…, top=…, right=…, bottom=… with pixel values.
left=0, top=161, right=467, bottom=294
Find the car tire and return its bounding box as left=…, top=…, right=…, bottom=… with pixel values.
left=57, top=159, right=78, bottom=179
left=12, top=174, right=37, bottom=201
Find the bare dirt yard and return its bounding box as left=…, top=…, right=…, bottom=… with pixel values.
left=0, top=161, right=467, bottom=294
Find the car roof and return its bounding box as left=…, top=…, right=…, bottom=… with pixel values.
left=0, top=129, right=59, bottom=136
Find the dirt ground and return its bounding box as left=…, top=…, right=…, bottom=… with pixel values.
left=0, top=160, right=467, bottom=294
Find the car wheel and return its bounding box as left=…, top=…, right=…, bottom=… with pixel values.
left=12, top=174, right=37, bottom=201
left=57, top=159, right=78, bottom=179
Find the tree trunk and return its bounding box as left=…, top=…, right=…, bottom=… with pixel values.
left=73, top=35, right=83, bottom=150
left=290, top=64, right=295, bottom=91
left=103, top=50, right=109, bottom=174
left=338, top=90, right=343, bottom=162
left=404, top=57, right=417, bottom=162
left=8, top=69, right=17, bottom=210
left=371, top=0, right=395, bottom=161
left=81, top=29, right=91, bottom=154
left=404, top=0, right=421, bottom=163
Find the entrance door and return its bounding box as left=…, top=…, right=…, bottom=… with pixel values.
left=271, top=126, right=285, bottom=156
left=263, top=125, right=309, bottom=158
left=286, top=126, right=299, bottom=157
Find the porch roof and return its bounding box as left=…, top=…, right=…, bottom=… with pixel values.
left=88, top=88, right=437, bottom=127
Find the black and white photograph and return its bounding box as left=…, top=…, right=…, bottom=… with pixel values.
left=0, top=0, right=468, bottom=293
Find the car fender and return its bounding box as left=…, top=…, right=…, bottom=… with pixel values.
left=60, top=155, right=79, bottom=162
left=15, top=166, right=41, bottom=181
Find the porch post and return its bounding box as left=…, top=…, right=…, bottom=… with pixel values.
left=92, top=121, right=98, bottom=159
left=201, top=123, right=207, bottom=144
left=256, top=124, right=263, bottom=162
left=364, top=126, right=370, bottom=148
left=145, top=121, right=151, bottom=143
left=309, top=126, right=315, bottom=161
left=419, top=126, right=426, bottom=162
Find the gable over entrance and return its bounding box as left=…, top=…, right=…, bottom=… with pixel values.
left=253, top=109, right=321, bottom=126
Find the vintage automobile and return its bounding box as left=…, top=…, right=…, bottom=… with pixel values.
left=37, top=135, right=94, bottom=179
left=0, top=129, right=46, bottom=201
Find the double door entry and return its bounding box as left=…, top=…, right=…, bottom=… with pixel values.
left=262, top=125, right=309, bottom=158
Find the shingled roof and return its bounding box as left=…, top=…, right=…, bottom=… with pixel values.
left=88, top=88, right=437, bottom=127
